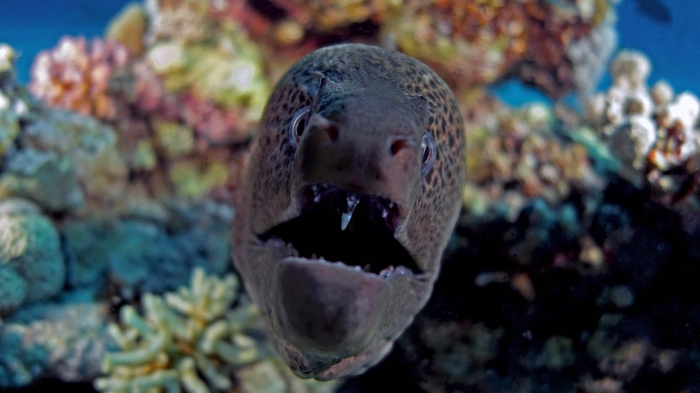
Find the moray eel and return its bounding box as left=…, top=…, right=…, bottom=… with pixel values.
left=232, top=43, right=466, bottom=380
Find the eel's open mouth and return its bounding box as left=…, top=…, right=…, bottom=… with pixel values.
left=258, top=184, right=421, bottom=276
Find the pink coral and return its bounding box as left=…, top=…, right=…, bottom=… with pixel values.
left=181, top=94, right=255, bottom=145
left=127, top=60, right=253, bottom=146
left=29, top=36, right=129, bottom=120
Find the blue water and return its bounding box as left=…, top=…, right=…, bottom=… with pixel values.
left=0, top=0, right=697, bottom=106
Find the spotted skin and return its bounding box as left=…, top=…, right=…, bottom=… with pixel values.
left=232, top=43, right=466, bottom=379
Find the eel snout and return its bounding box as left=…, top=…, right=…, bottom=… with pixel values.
left=293, top=93, right=425, bottom=215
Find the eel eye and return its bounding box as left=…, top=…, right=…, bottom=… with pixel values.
left=289, top=106, right=311, bottom=149
left=421, top=131, right=436, bottom=177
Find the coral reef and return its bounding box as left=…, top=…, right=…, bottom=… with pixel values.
left=382, top=0, right=618, bottom=96
left=63, top=199, right=233, bottom=293
left=106, top=3, right=148, bottom=58
left=583, top=50, right=700, bottom=203
left=0, top=289, right=110, bottom=387
left=145, top=0, right=214, bottom=45
left=29, top=36, right=129, bottom=120
left=460, top=90, right=606, bottom=221
left=0, top=107, right=127, bottom=212
left=4, top=0, right=700, bottom=392
left=0, top=198, right=65, bottom=315
left=269, top=0, right=400, bottom=33
left=94, top=267, right=268, bottom=393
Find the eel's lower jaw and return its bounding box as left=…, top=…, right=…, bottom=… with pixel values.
left=270, top=257, right=404, bottom=379
left=281, top=255, right=413, bottom=279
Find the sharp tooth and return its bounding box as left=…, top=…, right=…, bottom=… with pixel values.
left=341, top=193, right=359, bottom=231
left=382, top=209, right=388, bottom=218
left=388, top=201, right=394, bottom=208
left=354, top=266, right=362, bottom=271
left=341, top=212, right=352, bottom=230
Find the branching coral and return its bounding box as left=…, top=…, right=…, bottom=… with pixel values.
left=29, top=36, right=129, bottom=120
left=94, top=268, right=268, bottom=393
left=584, top=50, right=700, bottom=196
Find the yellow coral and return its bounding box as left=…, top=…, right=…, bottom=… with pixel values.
left=94, top=267, right=269, bottom=393
left=153, top=120, right=195, bottom=159
left=148, top=26, right=270, bottom=121
left=168, top=159, right=228, bottom=199
left=106, top=2, right=148, bottom=57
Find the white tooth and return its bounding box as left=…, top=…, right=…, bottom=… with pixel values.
left=314, top=195, right=321, bottom=203
left=388, top=201, right=394, bottom=208
left=354, top=266, right=361, bottom=271
left=382, top=209, right=388, bottom=218
left=341, top=212, right=352, bottom=230
left=341, top=194, right=359, bottom=231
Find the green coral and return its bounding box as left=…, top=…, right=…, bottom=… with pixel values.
left=0, top=109, right=19, bottom=156
left=132, top=140, right=158, bottom=171
left=22, top=109, right=128, bottom=209
left=168, top=160, right=228, bottom=199
left=154, top=120, right=195, bottom=159
left=94, top=268, right=269, bottom=393
left=0, top=150, right=84, bottom=212
left=0, top=265, right=28, bottom=315
left=147, top=24, right=270, bottom=121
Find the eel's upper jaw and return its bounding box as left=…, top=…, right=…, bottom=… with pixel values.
left=257, top=183, right=422, bottom=276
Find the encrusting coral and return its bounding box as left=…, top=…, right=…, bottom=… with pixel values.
left=0, top=198, right=65, bottom=315
left=382, top=0, right=617, bottom=96
left=269, top=0, right=401, bottom=32
left=460, top=91, right=606, bottom=220
left=94, top=267, right=269, bottom=393
left=106, top=2, right=149, bottom=58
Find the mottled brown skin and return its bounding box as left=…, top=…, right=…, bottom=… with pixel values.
left=232, top=43, right=466, bottom=380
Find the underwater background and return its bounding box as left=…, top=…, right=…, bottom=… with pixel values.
left=2, top=0, right=700, bottom=104
left=1, top=0, right=700, bottom=392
